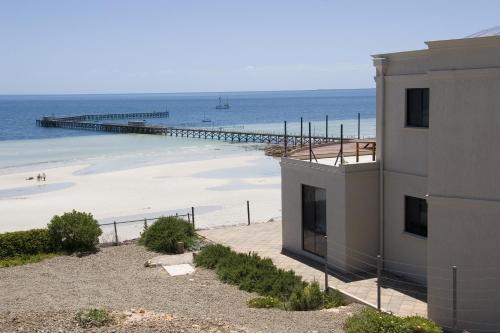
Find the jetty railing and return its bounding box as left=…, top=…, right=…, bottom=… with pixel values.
left=36, top=112, right=345, bottom=146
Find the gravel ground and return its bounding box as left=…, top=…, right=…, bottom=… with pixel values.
left=0, top=244, right=362, bottom=332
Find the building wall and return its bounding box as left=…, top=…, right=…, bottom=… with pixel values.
left=375, top=58, right=429, bottom=283
left=281, top=158, right=379, bottom=273
left=425, top=41, right=500, bottom=330
left=378, top=36, right=500, bottom=331
left=382, top=171, right=428, bottom=284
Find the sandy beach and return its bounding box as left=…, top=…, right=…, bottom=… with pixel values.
left=0, top=151, right=282, bottom=240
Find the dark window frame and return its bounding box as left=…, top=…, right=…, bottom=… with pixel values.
left=301, top=184, right=327, bottom=258
left=405, top=88, right=429, bottom=128
left=404, top=195, right=428, bottom=238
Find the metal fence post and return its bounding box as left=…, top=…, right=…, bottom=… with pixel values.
left=452, top=265, right=457, bottom=333
left=324, top=235, right=328, bottom=290
left=300, top=117, right=303, bottom=147
left=284, top=120, right=287, bottom=157
left=247, top=200, right=250, bottom=225
left=191, top=206, right=195, bottom=229
left=357, top=112, right=361, bottom=139
left=377, top=254, right=382, bottom=311
left=308, top=122, right=312, bottom=162
left=325, top=115, right=328, bottom=142
left=113, top=221, right=118, bottom=246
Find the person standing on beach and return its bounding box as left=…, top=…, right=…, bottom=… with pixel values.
left=37, top=174, right=41, bottom=181
left=42, top=173, right=46, bottom=181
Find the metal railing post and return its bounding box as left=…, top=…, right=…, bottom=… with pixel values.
left=309, top=122, right=312, bottom=163
left=340, top=124, right=344, bottom=165
left=325, top=115, right=328, bottom=142
left=357, top=112, right=360, bottom=140
left=452, top=265, right=457, bottom=333
left=324, top=235, right=328, bottom=290
left=284, top=120, right=287, bottom=157
left=300, top=117, right=303, bottom=147
left=377, top=254, right=382, bottom=311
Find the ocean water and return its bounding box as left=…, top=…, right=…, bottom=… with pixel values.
left=0, top=89, right=375, bottom=172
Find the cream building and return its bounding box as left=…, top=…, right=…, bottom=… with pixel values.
left=281, top=27, right=500, bottom=331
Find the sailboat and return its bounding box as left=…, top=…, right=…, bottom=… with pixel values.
left=215, top=96, right=230, bottom=109
left=202, top=111, right=212, bottom=123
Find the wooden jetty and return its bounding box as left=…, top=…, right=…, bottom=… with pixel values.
left=36, top=111, right=342, bottom=146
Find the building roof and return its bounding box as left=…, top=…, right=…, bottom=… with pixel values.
left=467, top=26, right=500, bottom=38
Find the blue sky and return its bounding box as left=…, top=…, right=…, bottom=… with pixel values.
left=1, top=1, right=499, bottom=95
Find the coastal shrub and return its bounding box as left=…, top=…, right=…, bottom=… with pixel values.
left=48, top=210, right=102, bottom=253
left=288, top=281, right=324, bottom=311
left=0, top=253, right=60, bottom=268
left=344, top=308, right=442, bottom=333
left=197, top=245, right=303, bottom=299
left=76, top=308, right=114, bottom=328
left=0, top=229, right=52, bottom=259
left=193, top=243, right=232, bottom=269
left=194, top=244, right=345, bottom=311
left=247, top=296, right=282, bottom=309
left=139, top=216, right=195, bottom=253
left=323, top=288, right=345, bottom=309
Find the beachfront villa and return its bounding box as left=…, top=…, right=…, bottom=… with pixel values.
left=281, top=27, right=500, bottom=331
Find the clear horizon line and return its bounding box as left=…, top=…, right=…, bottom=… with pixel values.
left=0, top=87, right=375, bottom=97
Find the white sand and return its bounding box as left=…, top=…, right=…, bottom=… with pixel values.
left=0, top=154, right=281, bottom=240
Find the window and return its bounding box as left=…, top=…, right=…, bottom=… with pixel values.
left=302, top=185, right=327, bottom=257
left=406, top=88, right=429, bottom=128
left=405, top=195, right=428, bottom=237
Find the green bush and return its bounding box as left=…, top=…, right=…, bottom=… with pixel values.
left=139, top=216, right=195, bottom=253
left=193, top=244, right=232, bottom=269
left=323, top=288, right=345, bottom=309
left=195, top=245, right=304, bottom=300
left=288, top=281, right=324, bottom=311
left=0, top=229, right=52, bottom=259
left=247, top=296, right=282, bottom=309
left=76, top=308, right=114, bottom=328
left=344, top=309, right=442, bottom=333
left=0, top=253, right=59, bottom=268
left=195, top=244, right=344, bottom=311
left=48, top=210, right=102, bottom=253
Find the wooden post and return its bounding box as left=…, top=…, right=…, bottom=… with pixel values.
left=113, top=221, right=118, bottom=246
left=187, top=213, right=191, bottom=223
left=190, top=207, right=195, bottom=228
left=372, top=143, right=376, bottom=161
left=144, top=218, right=148, bottom=231
left=247, top=200, right=250, bottom=225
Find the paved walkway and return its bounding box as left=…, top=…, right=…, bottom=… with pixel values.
left=199, top=221, right=427, bottom=317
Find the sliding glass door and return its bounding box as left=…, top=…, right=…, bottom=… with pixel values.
left=302, top=185, right=327, bottom=257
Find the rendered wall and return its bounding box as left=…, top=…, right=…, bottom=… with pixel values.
left=281, top=158, right=379, bottom=274
left=425, top=40, right=500, bottom=331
